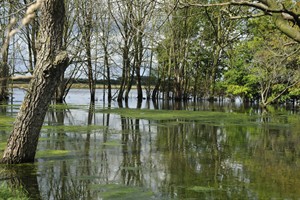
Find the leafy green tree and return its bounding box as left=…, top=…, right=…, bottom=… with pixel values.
left=248, top=18, right=300, bottom=106
left=223, top=41, right=259, bottom=102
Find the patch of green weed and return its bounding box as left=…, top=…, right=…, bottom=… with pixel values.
left=0, top=183, right=29, bottom=200
left=0, top=115, right=14, bottom=131
left=42, top=125, right=106, bottom=133
left=0, top=142, right=6, bottom=152
left=49, top=104, right=87, bottom=110
left=89, top=184, right=154, bottom=199
left=102, top=141, right=123, bottom=146
left=188, top=186, right=218, bottom=192
left=35, top=149, right=70, bottom=159
left=100, top=108, right=258, bottom=127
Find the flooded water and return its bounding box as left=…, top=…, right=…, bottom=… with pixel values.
left=1, top=89, right=300, bottom=199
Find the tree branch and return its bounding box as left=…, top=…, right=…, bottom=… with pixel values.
left=179, top=0, right=300, bottom=43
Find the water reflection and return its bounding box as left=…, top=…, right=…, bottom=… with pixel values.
left=0, top=89, right=300, bottom=199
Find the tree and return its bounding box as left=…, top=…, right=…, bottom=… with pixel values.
left=156, top=1, right=202, bottom=101
left=97, top=0, right=113, bottom=103
left=0, top=0, right=14, bottom=101
left=1, top=0, right=68, bottom=164
left=110, top=0, right=134, bottom=104
left=79, top=0, right=97, bottom=103
left=250, top=36, right=300, bottom=106
left=180, top=0, right=300, bottom=44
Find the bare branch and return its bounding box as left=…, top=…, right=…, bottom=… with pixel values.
left=179, top=1, right=275, bottom=13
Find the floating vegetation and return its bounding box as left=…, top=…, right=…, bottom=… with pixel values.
left=42, top=125, right=106, bottom=133
left=89, top=184, right=154, bottom=200
left=101, top=141, right=123, bottom=146
left=188, top=186, right=218, bottom=192
left=49, top=103, right=88, bottom=110
left=0, top=183, right=29, bottom=200
left=0, top=115, right=14, bottom=131
left=0, top=142, right=7, bottom=152
left=99, top=108, right=258, bottom=127
left=35, top=149, right=70, bottom=159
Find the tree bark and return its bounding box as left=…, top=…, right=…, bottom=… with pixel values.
left=1, top=0, right=68, bottom=164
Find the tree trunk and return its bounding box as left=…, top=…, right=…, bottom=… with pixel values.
left=1, top=0, right=68, bottom=164
left=0, top=0, right=13, bottom=102
left=117, top=44, right=130, bottom=103
left=55, top=73, right=66, bottom=103
left=83, top=2, right=96, bottom=103
left=104, top=48, right=112, bottom=102
left=209, top=15, right=222, bottom=101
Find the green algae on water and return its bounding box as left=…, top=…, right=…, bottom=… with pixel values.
left=35, top=149, right=70, bottom=159
left=42, top=125, right=106, bottom=133
left=0, top=115, right=14, bottom=131
left=89, top=184, right=154, bottom=200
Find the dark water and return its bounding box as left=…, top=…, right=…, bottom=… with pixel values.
left=1, top=89, right=300, bottom=199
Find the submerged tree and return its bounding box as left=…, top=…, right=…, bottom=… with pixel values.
left=1, top=0, right=68, bottom=164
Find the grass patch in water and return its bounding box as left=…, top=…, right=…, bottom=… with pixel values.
left=35, top=149, right=70, bottom=159
left=42, top=125, right=106, bottom=133
left=0, top=183, right=29, bottom=200
left=0, top=115, right=14, bottom=131
left=0, top=142, right=7, bottom=152
left=102, top=141, right=123, bottom=146
left=100, top=108, right=257, bottom=126
left=48, top=103, right=88, bottom=110
left=188, top=186, right=218, bottom=192
left=89, top=184, right=154, bottom=200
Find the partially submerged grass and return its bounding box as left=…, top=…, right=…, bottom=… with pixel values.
left=35, top=149, right=70, bottom=159
left=0, top=182, right=29, bottom=200
left=42, top=125, right=106, bottom=133
left=0, top=142, right=6, bottom=152
left=99, top=108, right=257, bottom=127
left=98, top=108, right=300, bottom=128
left=0, top=115, right=14, bottom=131
left=188, top=186, right=219, bottom=192
left=89, top=183, right=154, bottom=199
left=48, top=103, right=88, bottom=110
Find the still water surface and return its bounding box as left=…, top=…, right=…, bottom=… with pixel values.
left=1, top=89, right=300, bottom=199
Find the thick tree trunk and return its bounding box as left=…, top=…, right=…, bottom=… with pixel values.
left=1, top=0, right=68, bottom=164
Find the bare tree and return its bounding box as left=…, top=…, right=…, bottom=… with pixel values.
left=96, top=0, right=114, bottom=103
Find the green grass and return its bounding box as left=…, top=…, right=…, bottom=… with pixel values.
left=42, top=125, right=106, bottom=133
left=99, top=108, right=257, bottom=126
left=0, top=183, right=29, bottom=200
left=35, top=149, right=70, bottom=159
left=188, top=186, right=219, bottom=192
left=89, top=184, right=154, bottom=199
left=0, top=115, right=14, bottom=131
